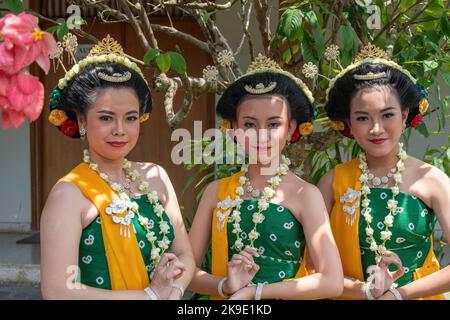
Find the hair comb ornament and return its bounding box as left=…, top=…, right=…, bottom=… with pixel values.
left=244, top=82, right=277, bottom=94
left=98, top=71, right=132, bottom=83
left=353, top=71, right=387, bottom=80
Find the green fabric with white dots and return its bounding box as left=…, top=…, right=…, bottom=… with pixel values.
left=78, top=196, right=174, bottom=289
left=359, top=188, right=436, bottom=287
left=227, top=200, right=305, bottom=284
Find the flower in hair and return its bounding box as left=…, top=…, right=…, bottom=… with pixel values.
left=48, top=109, right=68, bottom=126
left=139, top=113, right=150, bottom=123
left=290, top=128, right=301, bottom=143
left=299, top=122, right=314, bottom=136
left=331, top=120, right=345, bottom=131
left=220, top=119, right=231, bottom=132
left=419, top=98, right=429, bottom=114
left=60, top=119, right=79, bottom=137
left=416, top=84, right=429, bottom=99
left=411, top=114, right=423, bottom=128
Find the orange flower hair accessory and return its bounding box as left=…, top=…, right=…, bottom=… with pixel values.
left=299, top=122, right=314, bottom=137
left=139, top=113, right=150, bottom=123
left=220, top=119, right=231, bottom=132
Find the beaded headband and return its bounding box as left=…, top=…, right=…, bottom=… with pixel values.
left=48, top=35, right=151, bottom=139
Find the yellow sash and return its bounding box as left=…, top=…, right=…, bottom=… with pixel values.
left=211, top=172, right=309, bottom=300
left=331, top=159, right=443, bottom=300
left=61, top=163, right=149, bottom=290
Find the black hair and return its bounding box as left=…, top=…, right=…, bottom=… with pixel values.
left=59, top=62, right=152, bottom=117
left=325, top=63, right=422, bottom=127
left=216, top=72, right=313, bottom=125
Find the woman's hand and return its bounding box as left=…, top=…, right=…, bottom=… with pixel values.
left=149, top=253, right=186, bottom=299
left=223, top=247, right=260, bottom=295
left=368, top=251, right=404, bottom=298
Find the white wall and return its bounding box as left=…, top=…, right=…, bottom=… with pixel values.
left=0, top=120, right=32, bottom=232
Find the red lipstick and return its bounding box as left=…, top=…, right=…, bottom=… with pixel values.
left=107, top=141, right=127, bottom=148
left=369, top=138, right=386, bottom=145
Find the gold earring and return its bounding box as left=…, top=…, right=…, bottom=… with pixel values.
left=79, top=126, right=86, bottom=140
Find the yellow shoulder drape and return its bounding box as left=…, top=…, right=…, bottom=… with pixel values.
left=210, top=172, right=309, bottom=300
left=330, top=159, right=443, bottom=300
left=61, top=163, right=149, bottom=290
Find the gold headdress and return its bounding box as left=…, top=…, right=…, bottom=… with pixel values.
left=211, top=53, right=315, bottom=137
left=49, top=34, right=151, bottom=138
left=323, top=43, right=428, bottom=133
left=325, top=43, right=416, bottom=102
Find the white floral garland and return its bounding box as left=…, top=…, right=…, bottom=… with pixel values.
left=358, top=143, right=407, bottom=264
left=217, top=155, right=290, bottom=251
left=83, top=149, right=170, bottom=265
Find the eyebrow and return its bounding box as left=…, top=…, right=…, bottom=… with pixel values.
left=353, top=106, right=396, bottom=114
left=97, top=110, right=139, bottom=115
left=242, top=116, right=282, bottom=120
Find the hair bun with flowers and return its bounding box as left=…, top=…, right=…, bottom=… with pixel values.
left=48, top=34, right=151, bottom=138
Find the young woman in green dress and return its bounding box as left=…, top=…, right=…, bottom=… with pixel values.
left=40, top=37, right=194, bottom=299
left=188, top=56, right=343, bottom=300
left=318, top=44, right=450, bottom=300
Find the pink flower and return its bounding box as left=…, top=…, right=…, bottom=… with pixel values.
left=0, top=13, right=56, bottom=74
left=0, top=69, right=44, bottom=129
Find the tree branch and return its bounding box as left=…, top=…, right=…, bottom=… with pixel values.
left=150, top=24, right=209, bottom=52
left=235, top=1, right=254, bottom=58
left=330, top=1, right=345, bottom=45
left=159, top=0, right=240, bottom=11
left=136, top=0, right=157, bottom=49
left=373, top=0, right=424, bottom=42
left=253, top=0, right=271, bottom=55
left=120, top=0, right=151, bottom=50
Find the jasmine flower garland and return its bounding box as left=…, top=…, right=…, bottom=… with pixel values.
left=83, top=149, right=171, bottom=267
left=359, top=143, right=408, bottom=264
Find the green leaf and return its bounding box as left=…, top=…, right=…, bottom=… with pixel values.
left=446, top=148, right=450, bottom=161
left=281, top=8, right=303, bottom=41
left=433, top=158, right=445, bottom=172
left=423, top=60, right=439, bottom=72
left=168, top=52, right=187, bottom=74
left=301, top=34, right=318, bottom=64
left=339, top=25, right=359, bottom=52
left=440, top=14, right=450, bottom=37
left=56, top=24, right=69, bottom=41
left=415, top=122, right=430, bottom=138
left=375, top=0, right=389, bottom=25
left=282, top=49, right=292, bottom=64
left=304, top=11, right=324, bottom=57
left=400, top=47, right=419, bottom=60
left=442, top=71, right=450, bottom=87
left=156, top=52, right=171, bottom=73
left=3, top=0, right=25, bottom=13
left=46, top=25, right=60, bottom=34
left=144, top=48, right=160, bottom=65
left=424, top=148, right=441, bottom=158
